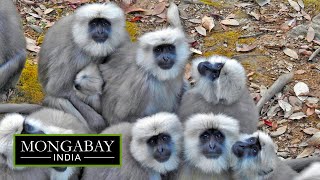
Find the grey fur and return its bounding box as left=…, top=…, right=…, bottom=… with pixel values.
left=0, top=103, right=42, bottom=114
left=101, top=29, right=190, bottom=125
left=82, top=112, right=183, bottom=180
left=0, top=0, right=26, bottom=95
left=178, top=56, right=259, bottom=133
left=38, top=3, right=129, bottom=132
left=284, top=157, right=320, bottom=173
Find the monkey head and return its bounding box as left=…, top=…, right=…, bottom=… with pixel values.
left=130, top=112, right=183, bottom=174
left=191, top=55, right=246, bottom=105
left=72, top=3, right=127, bottom=57
left=74, top=63, right=103, bottom=98
left=184, top=113, right=240, bottom=174
left=136, top=27, right=190, bottom=81
left=231, top=131, right=277, bottom=178
left=0, top=114, right=24, bottom=170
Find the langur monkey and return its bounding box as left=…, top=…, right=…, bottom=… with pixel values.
left=178, top=55, right=259, bottom=133
left=0, top=0, right=26, bottom=97
left=0, top=108, right=91, bottom=180
left=231, top=131, right=320, bottom=180
left=37, top=3, right=129, bottom=132
left=82, top=112, right=183, bottom=180
left=176, top=113, right=240, bottom=180
left=100, top=3, right=190, bottom=125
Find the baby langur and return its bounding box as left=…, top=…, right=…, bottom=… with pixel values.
left=74, top=63, right=103, bottom=113
left=0, top=0, right=26, bottom=96
left=178, top=55, right=259, bottom=133
left=82, top=112, right=183, bottom=180
left=101, top=3, right=190, bottom=125
left=232, top=131, right=301, bottom=180
left=176, top=113, right=240, bottom=180
left=38, top=3, right=129, bottom=132
left=0, top=108, right=91, bottom=180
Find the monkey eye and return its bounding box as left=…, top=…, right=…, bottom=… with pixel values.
left=162, top=135, right=170, bottom=142
left=200, top=132, right=210, bottom=140
left=215, top=132, right=223, bottom=140
left=168, top=45, right=175, bottom=51
left=147, top=137, right=157, bottom=146
left=24, top=123, right=35, bottom=132
left=155, top=47, right=161, bottom=53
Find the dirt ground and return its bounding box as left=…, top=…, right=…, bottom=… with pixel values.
left=3, top=0, right=320, bottom=159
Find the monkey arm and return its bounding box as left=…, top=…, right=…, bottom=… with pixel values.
left=69, top=93, right=107, bottom=132
left=0, top=50, right=26, bottom=89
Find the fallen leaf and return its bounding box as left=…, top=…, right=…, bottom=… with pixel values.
left=270, top=126, right=287, bottom=137
left=44, top=8, right=54, bottom=15
left=226, top=13, right=236, bottom=19
left=278, top=99, right=293, bottom=118
left=236, top=44, right=257, bottom=52
left=306, top=108, right=315, bottom=116
left=301, top=10, right=311, bottom=20
left=28, top=12, right=41, bottom=19
left=249, top=11, right=260, bottom=20
left=25, top=37, right=40, bottom=53
left=303, top=128, right=320, bottom=135
left=144, top=2, right=166, bottom=15
left=297, top=0, right=304, bottom=9
left=220, top=19, right=239, bottom=26
left=288, top=0, right=301, bottom=11
left=295, top=70, right=306, bottom=75
left=255, top=0, right=270, bottom=6
left=267, top=104, right=280, bottom=117
left=190, top=48, right=202, bottom=55
left=189, top=19, right=202, bottom=24
left=202, top=16, right=215, bottom=32
left=289, top=96, right=302, bottom=110
left=294, top=82, right=309, bottom=96
left=130, top=16, right=143, bottom=22
left=263, top=119, right=273, bottom=127
left=289, top=112, right=307, bottom=120
left=195, top=26, right=206, bottom=36
left=305, top=132, right=320, bottom=146
left=283, top=48, right=299, bottom=59
left=235, top=3, right=253, bottom=7
left=65, top=0, right=90, bottom=4
left=125, top=6, right=146, bottom=14
left=298, top=49, right=312, bottom=56
left=297, top=147, right=315, bottom=158
left=306, top=27, right=315, bottom=42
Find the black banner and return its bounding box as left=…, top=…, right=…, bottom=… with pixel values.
left=14, top=135, right=121, bottom=167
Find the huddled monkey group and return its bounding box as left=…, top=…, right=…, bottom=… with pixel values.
left=0, top=0, right=320, bottom=179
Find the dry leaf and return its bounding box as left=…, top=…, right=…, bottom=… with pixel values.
left=235, top=3, right=253, bottom=7
left=25, top=37, right=40, bottom=53
left=294, top=82, right=309, bottom=96
left=151, top=2, right=166, bottom=15
left=278, top=100, right=293, bottom=118
left=297, top=147, right=315, bottom=158
left=306, top=27, right=315, bottom=42
left=195, top=26, right=206, bottom=36
left=202, top=16, right=215, bottom=32
left=306, top=108, right=315, bottom=116
left=297, top=0, right=304, bottom=9
left=236, top=44, right=257, bottom=52
left=289, top=112, right=307, bottom=120
left=288, top=0, right=301, bottom=11
left=295, top=70, right=306, bottom=75
left=303, top=128, right=320, bottom=135
left=125, top=6, right=146, bottom=14
left=44, top=8, right=54, bottom=15
left=301, top=10, right=311, bottom=20
left=270, top=126, right=287, bottom=137
left=283, top=48, right=299, bottom=59
left=255, top=0, right=270, bottom=6
left=190, top=48, right=202, bottom=55
left=65, top=0, right=90, bottom=4
left=249, top=11, right=260, bottom=20
left=226, top=14, right=235, bottom=19
left=220, top=19, right=239, bottom=26
left=305, top=132, right=320, bottom=146
left=189, top=19, right=202, bottom=24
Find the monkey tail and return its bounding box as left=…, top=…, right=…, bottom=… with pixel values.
left=284, top=157, right=320, bottom=172
left=167, top=2, right=183, bottom=29
left=0, top=103, right=43, bottom=114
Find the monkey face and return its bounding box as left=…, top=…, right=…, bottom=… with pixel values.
left=153, top=44, right=176, bottom=70
left=147, top=133, right=172, bottom=163
left=199, top=129, right=225, bottom=159
left=197, top=61, right=224, bottom=81
left=88, top=18, right=111, bottom=43
left=232, top=137, right=261, bottom=158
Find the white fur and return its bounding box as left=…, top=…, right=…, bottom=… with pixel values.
left=184, top=113, right=240, bottom=174
left=50, top=167, right=76, bottom=180
left=72, top=3, right=127, bottom=57
left=295, top=162, right=320, bottom=180
left=233, top=131, right=277, bottom=179
left=0, top=114, right=25, bottom=170
left=191, top=55, right=246, bottom=105
left=167, top=2, right=182, bottom=28
left=136, top=27, right=190, bottom=81
left=130, top=112, right=183, bottom=173
left=25, top=118, right=74, bottom=134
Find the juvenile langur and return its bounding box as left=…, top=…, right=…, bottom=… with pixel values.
left=0, top=0, right=26, bottom=96
left=231, top=131, right=300, bottom=180
left=74, top=63, right=103, bottom=113
left=0, top=108, right=91, bottom=179
left=176, top=113, right=240, bottom=180
left=82, top=112, right=183, bottom=180
left=178, top=55, right=259, bottom=133
left=100, top=4, right=190, bottom=125
left=38, top=3, right=129, bottom=132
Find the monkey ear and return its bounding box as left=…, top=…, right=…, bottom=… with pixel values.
left=52, top=167, right=67, bottom=172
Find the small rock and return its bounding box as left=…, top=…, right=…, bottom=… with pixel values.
left=270, top=126, right=287, bottom=137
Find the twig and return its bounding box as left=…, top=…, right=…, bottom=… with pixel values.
left=232, top=54, right=270, bottom=59
left=257, top=73, right=294, bottom=112
left=308, top=47, right=320, bottom=62
left=239, top=32, right=265, bottom=39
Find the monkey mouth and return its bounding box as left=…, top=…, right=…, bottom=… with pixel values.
left=158, top=61, right=174, bottom=70
left=203, top=152, right=221, bottom=159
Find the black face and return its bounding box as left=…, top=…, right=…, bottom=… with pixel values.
left=199, top=129, right=225, bottom=159
left=88, top=18, right=111, bottom=43
left=153, top=44, right=176, bottom=70
left=232, top=137, right=261, bottom=158
left=21, top=120, right=44, bottom=134
left=197, top=62, right=224, bottom=81
left=147, top=133, right=172, bottom=163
